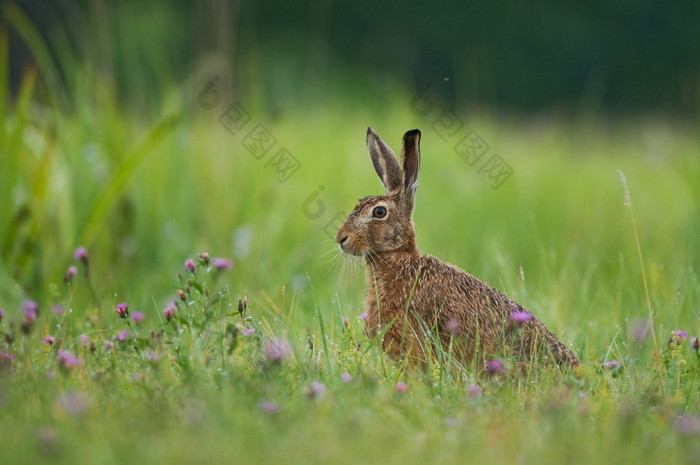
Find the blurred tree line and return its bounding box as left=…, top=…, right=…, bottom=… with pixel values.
left=5, top=0, right=700, bottom=116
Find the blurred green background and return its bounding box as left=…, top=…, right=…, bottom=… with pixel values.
left=1, top=0, right=699, bottom=338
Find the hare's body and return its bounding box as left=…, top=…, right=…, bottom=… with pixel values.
left=364, top=248, right=578, bottom=369
left=337, top=128, right=579, bottom=371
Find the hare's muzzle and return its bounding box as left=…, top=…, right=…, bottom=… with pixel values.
left=337, top=234, right=349, bottom=251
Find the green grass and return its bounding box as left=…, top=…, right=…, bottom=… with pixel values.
left=1, top=38, right=700, bottom=464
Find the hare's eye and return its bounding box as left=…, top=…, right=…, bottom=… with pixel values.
left=372, top=206, right=387, bottom=218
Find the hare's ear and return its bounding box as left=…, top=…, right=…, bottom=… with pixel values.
left=367, top=127, right=402, bottom=192
left=401, top=129, right=421, bottom=202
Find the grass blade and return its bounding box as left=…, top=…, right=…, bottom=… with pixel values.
left=79, top=114, right=180, bottom=246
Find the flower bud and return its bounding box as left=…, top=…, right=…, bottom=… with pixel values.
left=114, top=303, right=129, bottom=318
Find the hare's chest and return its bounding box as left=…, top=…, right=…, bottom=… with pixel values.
left=364, top=279, right=415, bottom=321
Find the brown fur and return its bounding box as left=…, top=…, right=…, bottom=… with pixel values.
left=336, top=128, right=579, bottom=373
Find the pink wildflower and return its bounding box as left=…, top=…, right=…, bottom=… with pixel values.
left=42, top=335, right=55, bottom=345
left=672, top=330, right=688, bottom=341
left=242, top=327, right=256, bottom=336
left=22, top=300, right=38, bottom=321
left=264, top=338, right=291, bottom=363
left=395, top=381, right=408, bottom=393
left=468, top=384, right=482, bottom=397
left=509, top=310, right=533, bottom=323
left=65, top=265, right=78, bottom=283
left=184, top=258, right=196, bottom=272
left=674, top=414, right=699, bottom=435
left=212, top=258, right=233, bottom=270
left=52, top=304, right=64, bottom=317
left=57, top=392, right=88, bottom=416
left=669, top=330, right=689, bottom=347
left=307, top=381, right=327, bottom=400
left=163, top=303, right=176, bottom=321
left=601, top=360, right=621, bottom=370
left=132, top=312, right=144, bottom=325
left=485, top=358, right=506, bottom=375
left=114, top=302, right=128, bottom=319
left=259, top=401, right=280, bottom=415
left=341, top=372, right=352, bottom=383
left=57, top=350, right=82, bottom=367
left=446, top=318, right=463, bottom=336
left=73, top=246, right=88, bottom=263
left=628, top=318, right=650, bottom=342
left=0, top=351, right=15, bottom=369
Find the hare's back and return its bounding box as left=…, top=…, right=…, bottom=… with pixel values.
left=416, top=255, right=514, bottom=317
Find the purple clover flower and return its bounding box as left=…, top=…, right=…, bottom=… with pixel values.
left=446, top=318, right=463, bottom=336
left=358, top=312, right=368, bottom=321
left=601, top=360, right=621, bottom=370
left=57, top=392, right=88, bottom=417
left=672, top=330, right=688, bottom=341
left=79, top=334, right=89, bottom=346
left=628, top=318, right=650, bottom=342
left=510, top=310, right=533, bottom=323
left=117, top=330, right=128, bottom=343
left=674, top=414, right=699, bottom=435
left=184, top=258, right=196, bottom=273
left=42, top=335, right=55, bottom=345
left=307, top=381, right=327, bottom=400
left=22, top=300, right=38, bottom=321
left=0, top=351, right=15, bottom=369
left=114, top=302, right=128, bottom=319
left=212, top=258, right=233, bottom=271
left=163, top=303, right=176, bottom=322
left=341, top=372, right=352, bottom=383
left=65, top=265, right=78, bottom=283
left=669, top=330, right=689, bottom=347
left=73, top=246, right=88, bottom=262
left=242, top=327, right=256, bottom=336
left=259, top=401, right=281, bottom=415
left=52, top=304, right=65, bottom=317
left=37, top=427, right=58, bottom=451
left=395, top=381, right=408, bottom=393
left=132, top=312, right=144, bottom=325
left=468, top=384, right=482, bottom=397
left=264, top=338, right=291, bottom=364
left=57, top=350, right=82, bottom=367
left=485, top=358, right=506, bottom=375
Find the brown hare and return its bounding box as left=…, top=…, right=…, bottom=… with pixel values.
left=335, top=127, right=579, bottom=373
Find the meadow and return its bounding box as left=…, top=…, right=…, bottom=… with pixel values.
left=1, top=20, right=700, bottom=464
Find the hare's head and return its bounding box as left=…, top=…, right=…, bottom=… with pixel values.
left=336, top=128, right=421, bottom=256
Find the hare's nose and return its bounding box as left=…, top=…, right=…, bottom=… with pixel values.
left=337, top=234, right=348, bottom=245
